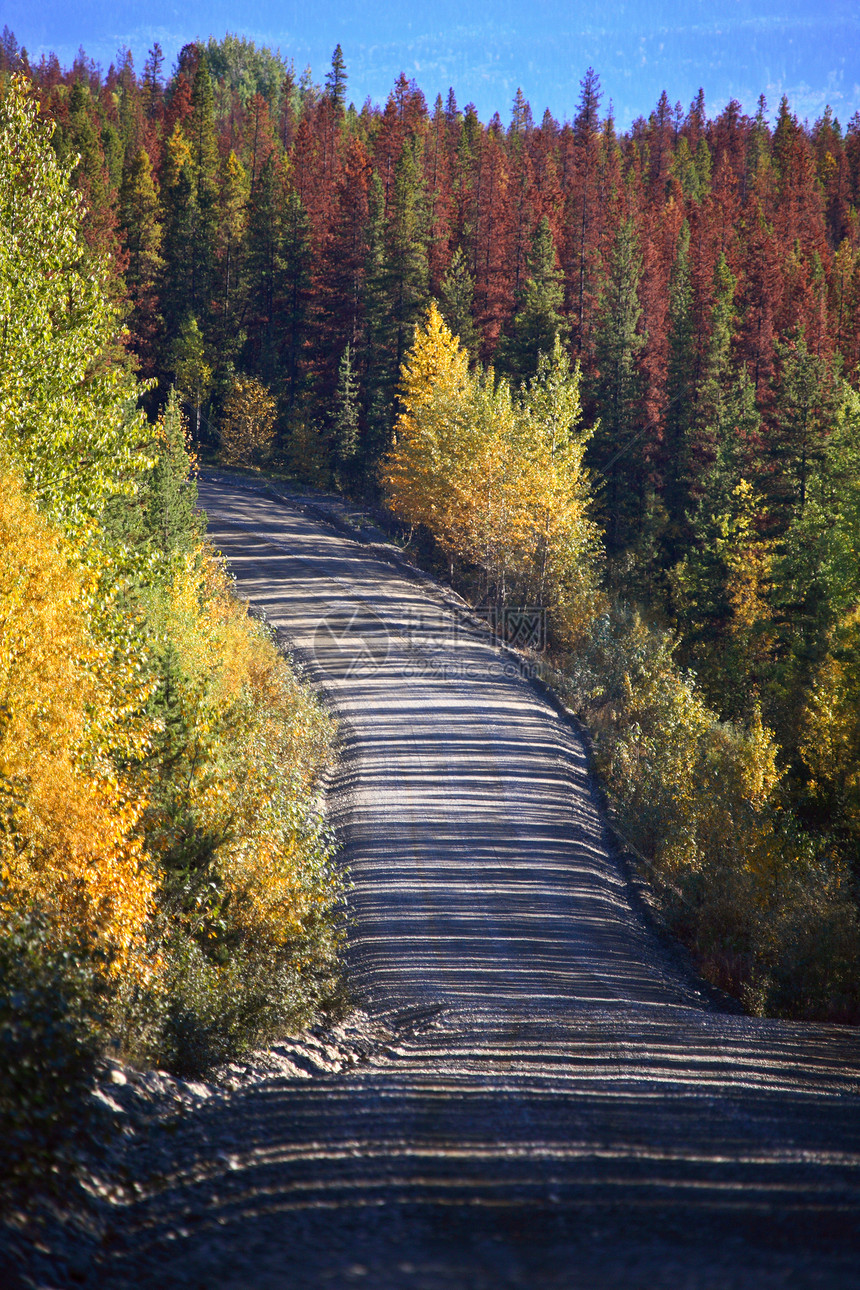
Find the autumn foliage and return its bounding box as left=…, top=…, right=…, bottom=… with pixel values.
left=383, top=304, right=601, bottom=640
left=388, top=307, right=860, bottom=1019
left=0, top=465, right=153, bottom=969
left=0, top=75, right=344, bottom=1186
left=219, top=374, right=277, bottom=465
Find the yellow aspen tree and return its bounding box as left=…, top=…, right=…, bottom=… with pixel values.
left=381, top=301, right=474, bottom=552
left=800, top=608, right=860, bottom=837
left=457, top=372, right=521, bottom=600
left=0, top=466, right=154, bottom=969
left=383, top=306, right=530, bottom=598
left=219, top=374, right=277, bottom=465
left=383, top=308, right=602, bottom=622
left=722, top=480, right=776, bottom=653
left=514, top=338, right=602, bottom=633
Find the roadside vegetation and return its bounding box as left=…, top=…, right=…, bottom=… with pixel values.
left=0, top=78, right=344, bottom=1197
left=382, top=307, right=860, bottom=1021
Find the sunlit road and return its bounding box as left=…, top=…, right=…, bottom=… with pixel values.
left=106, top=476, right=860, bottom=1289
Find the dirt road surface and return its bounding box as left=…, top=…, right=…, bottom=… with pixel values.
left=103, top=476, right=860, bottom=1289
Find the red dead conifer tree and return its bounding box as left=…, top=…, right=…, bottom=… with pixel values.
left=311, top=136, right=371, bottom=412
left=473, top=121, right=514, bottom=356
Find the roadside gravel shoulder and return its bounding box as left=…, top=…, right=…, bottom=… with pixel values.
left=2, top=1010, right=397, bottom=1289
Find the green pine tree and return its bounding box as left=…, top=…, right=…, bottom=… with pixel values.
left=671, top=362, right=766, bottom=716
left=143, top=388, right=203, bottom=559
left=185, top=53, right=219, bottom=321
left=59, top=81, right=115, bottom=254
left=245, top=152, right=285, bottom=384
left=325, top=44, right=347, bottom=113
left=439, top=247, right=479, bottom=354
left=332, top=343, right=361, bottom=487
left=360, top=150, right=430, bottom=477
left=697, top=253, right=737, bottom=433
left=387, top=140, right=430, bottom=376
left=769, top=332, right=839, bottom=527
left=662, top=220, right=696, bottom=560
left=215, top=150, right=249, bottom=361
left=281, top=188, right=313, bottom=421
left=361, top=171, right=392, bottom=476
left=498, top=216, right=569, bottom=383
left=142, top=43, right=165, bottom=121
left=119, top=147, right=163, bottom=369
left=159, top=125, right=198, bottom=344
left=120, top=149, right=163, bottom=295
left=589, top=217, right=647, bottom=553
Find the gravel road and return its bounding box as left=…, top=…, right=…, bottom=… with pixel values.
left=100, top=476, right=860, bottom=1289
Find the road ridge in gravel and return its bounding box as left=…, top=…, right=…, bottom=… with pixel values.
left=91, top=475, right=860, bottom=1289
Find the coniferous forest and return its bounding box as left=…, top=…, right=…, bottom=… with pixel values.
left=3, top=27, right=860, bottom=1183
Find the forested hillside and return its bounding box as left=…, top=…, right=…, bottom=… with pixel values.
left=6, top=31, right=858, bottom=494
left=3, top=27, right=860, bottom=1023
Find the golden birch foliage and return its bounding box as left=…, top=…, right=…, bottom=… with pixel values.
left=800, top=607, right=860, bottom=833
left=443, top=371, right=520, bottom=582
left=736, top=704, right=782, bottom=808
left=163, top=122, right=193, bottom=187
left=219, top=375, right=277, bottom=466
left=147, top=550, right=338, bottom=952
left=398, top=301, right=471, bottom=417
left=382, top=302, right=474, bottom=551
left=513, top=340, right=603, bottom=638
left=382, top=307, right=601, bottom=632
left=721, top=480, right=776, bottom=661
left=383, top=305, right=521, bottom=574
left=0, top=467, right=154, bottom=966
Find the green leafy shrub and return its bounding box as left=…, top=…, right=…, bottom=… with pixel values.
left=561, top=603, right=860, bottom=1018
left=0, top=906, right=106, bottom=1193
left=155, top=933, right=337, bottom=1075
left=0, top=77, right=151, bottom=541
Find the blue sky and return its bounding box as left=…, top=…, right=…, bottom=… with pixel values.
left=5, top=0, right=859, bottom=129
